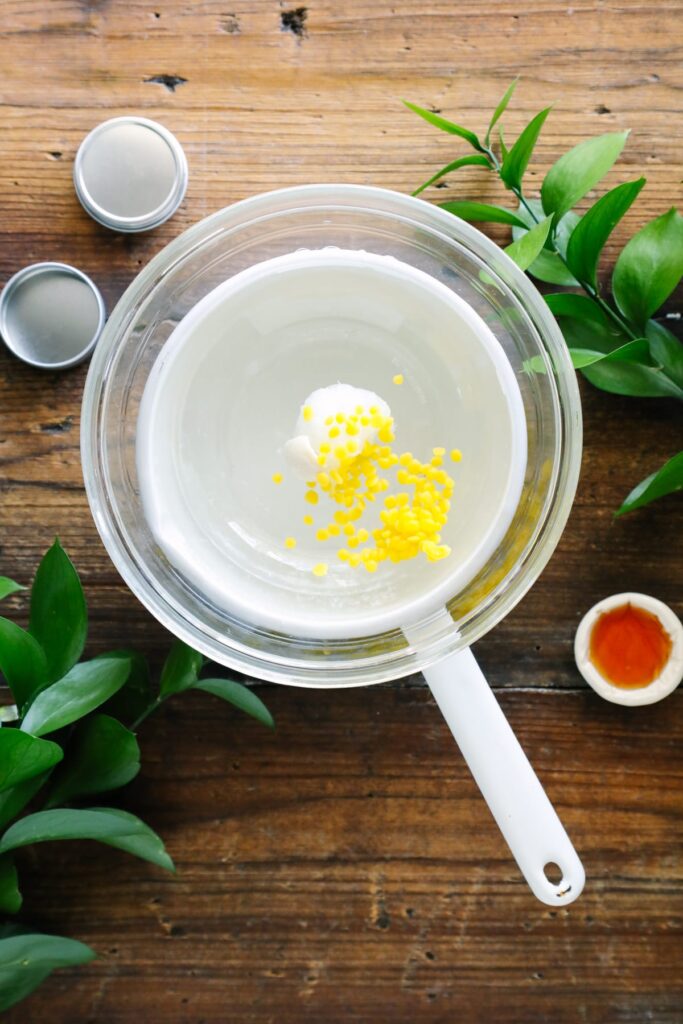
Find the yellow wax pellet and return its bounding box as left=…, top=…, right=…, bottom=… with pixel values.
left=355, top=405, right=364, bottom=414
left=364, top=559, right=378, bottom=573
left=316, top=528, right=329, bottom=542
left=357, top=528, right=369, bottom=543
left=348, top=553, right=362, bottom=567
left=325, top=415, right=334, bottom=425
left=303, top=405, right=313, bottom=422
left=312, top=563, right=328, bottom=577
left=320, top=442, right=331, bottom=454
left=431, top=456, right=443, bottom=468
left=329, top=426, right=340, bottom=439
left=285, top=537, right=296, bottom=549
left=305, top=490, right=319, bottom=505
left=338, top=549, right=350, bottom=561
left=272, top=472, right=283, bottom=484
left=392, top=374, right=404, bottom=385
left=328, top=523, right=341, bottom=537
left=343, top=523, right=356, bottom=536
left=450, top=449, right=462, bottom=462
left=369, top=405, right=379, bottom=414
left=335, top=412, right=346, bottom=424
left=433, top=447, right=445, bottom=457
left=303, top=514, right=314, bottom=526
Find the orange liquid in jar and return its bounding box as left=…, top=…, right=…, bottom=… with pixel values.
left=589, top=603, right=672, bottom=688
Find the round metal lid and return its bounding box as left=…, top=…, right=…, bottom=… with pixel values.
left=73, top=116, right=188, bottom=233
left=0, top=262, right=106, bottom=370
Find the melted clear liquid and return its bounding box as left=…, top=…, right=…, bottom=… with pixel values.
left=137, top=249, right=526, bottom=638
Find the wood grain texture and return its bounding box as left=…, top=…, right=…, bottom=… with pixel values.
left=0, top=1, right=682, bottom=1020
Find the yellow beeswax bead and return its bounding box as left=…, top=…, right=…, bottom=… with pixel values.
left=334, top=510, right=348, bottom=525
left=346, top=422, right=359, bottom=436
left=320, top=442, right=331, bottom=454
left=450, top=449, right=462, bottom=462
left=316, top=528, right=329, bottom=542
left=272, top=472, right=283, bottom=484
left=431, top=456, right=443, bottom=468
left=349, top=553, right=361, bottom=567
left=392, top=374, right=404, bottom=385
left=355, top=404, right=364, bottom=414
left=303, top=405, right=313, bottom=422
left=344, top=523, right=356, bottom=536
left=285, top=537, right=296, bottom=549
left=329, top=426, right=340, bottom=439
left=348, top=536, right=360, bottom=548
left=312, top=563, right=328, bottom=577
left=303, top=514, right=314, bottom=526
left=364, top=559, right=378, bottom=572
left=317, top=472, right=331, bottom=489
left=325, top=415, right=334, bottom=425
left=335, top=412, right=346, bottom=424
left=305, top=490, right=319, bottom=505
left=360, top=416, right=370, bottom=426
left=357, top=528, right=369, bottom=542
left=328, top=523, right=341, bottom=537
left=338, top=549, right=350, bottom=561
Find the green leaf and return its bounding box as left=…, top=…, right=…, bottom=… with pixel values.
left=0, top=731, right=63, bottom=794
left=545, top=292, right=612, bottom=326
left=195, top=679, right=274, bottom=729
left=29, top=540, right=87, bottom=684
left=616, top=451, right=683, bottom=516
left=0, top=855, right=21, bottom=913
left=498, top=128, right=508, bottom=162
left=571, top=339, right=650, bottom=368
left=98, top=650, right=152, bottom=724
left=0, top=932, right=95, bottom=1012
left=21, top=657, right=131, bottom=738
left=485, top=78, right=518, bottom=145
left=0, top=774, right=50, bottom=831
left=45, top=715, right=140, bottom=808
left=0, top=579, right=24, bottom=602
left=512, top=202, right=581, bottom=285
left=504, top=215, right=553, bottom=271
left=402, top=101, right=485, bottom=152
left=0, top=618, right=48, bottom=710
left=526, top=338, right=649, bottom=375
left=0, top=807, right=174, bottom=871
left=159, top=641, right=203, bottom=698
left=412, top=154, right=491, bottom=196
left=541, top=131, right=630, bottom=221
left=500, top=107, right=552, bottom=191
left=439, top=201, right=528, bottom=227
left=581, top=358, right=683, bottom=399
left=565, top=178, right=646, bottom=288
left=612, top=208, right=683, bottom=329
left=557, top=313, right=630, bottom=354
left=646, top=320, right=683, bottom=389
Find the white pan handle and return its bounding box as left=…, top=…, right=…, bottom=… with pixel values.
left=423, top=647, right=585, bottom=905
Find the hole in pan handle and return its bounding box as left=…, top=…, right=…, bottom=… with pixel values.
left=422, top=646, right=585, bottom=906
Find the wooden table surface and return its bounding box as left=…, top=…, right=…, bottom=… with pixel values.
left=1, top=2, right=682, bottom=1021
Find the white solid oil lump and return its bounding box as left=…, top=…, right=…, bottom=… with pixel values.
left=284, top=383, right=391, bottom=478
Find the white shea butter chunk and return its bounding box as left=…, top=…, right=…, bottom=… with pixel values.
left=284, top=383, right=391, bottom=478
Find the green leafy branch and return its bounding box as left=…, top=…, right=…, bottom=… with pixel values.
left=0, top=540, right=273, bottom=1012
left=405, top=82, right=683, bottom=515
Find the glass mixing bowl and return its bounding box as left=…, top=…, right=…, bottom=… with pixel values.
left=81, top=184, right=582, bottom=688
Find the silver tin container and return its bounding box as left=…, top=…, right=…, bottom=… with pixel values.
left=73, top=116, right=188, bottom=233
left=0, top=262, right=106, bottom=370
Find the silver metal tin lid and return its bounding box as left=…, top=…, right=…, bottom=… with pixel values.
left=73, top=116, right=189, bottom=233
left=0, top=262, right=106, bottom=370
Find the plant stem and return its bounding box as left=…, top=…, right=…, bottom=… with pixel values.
left=129, top=698, right=163, bottom=732
left=482, top=144, right=640, bottom=341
